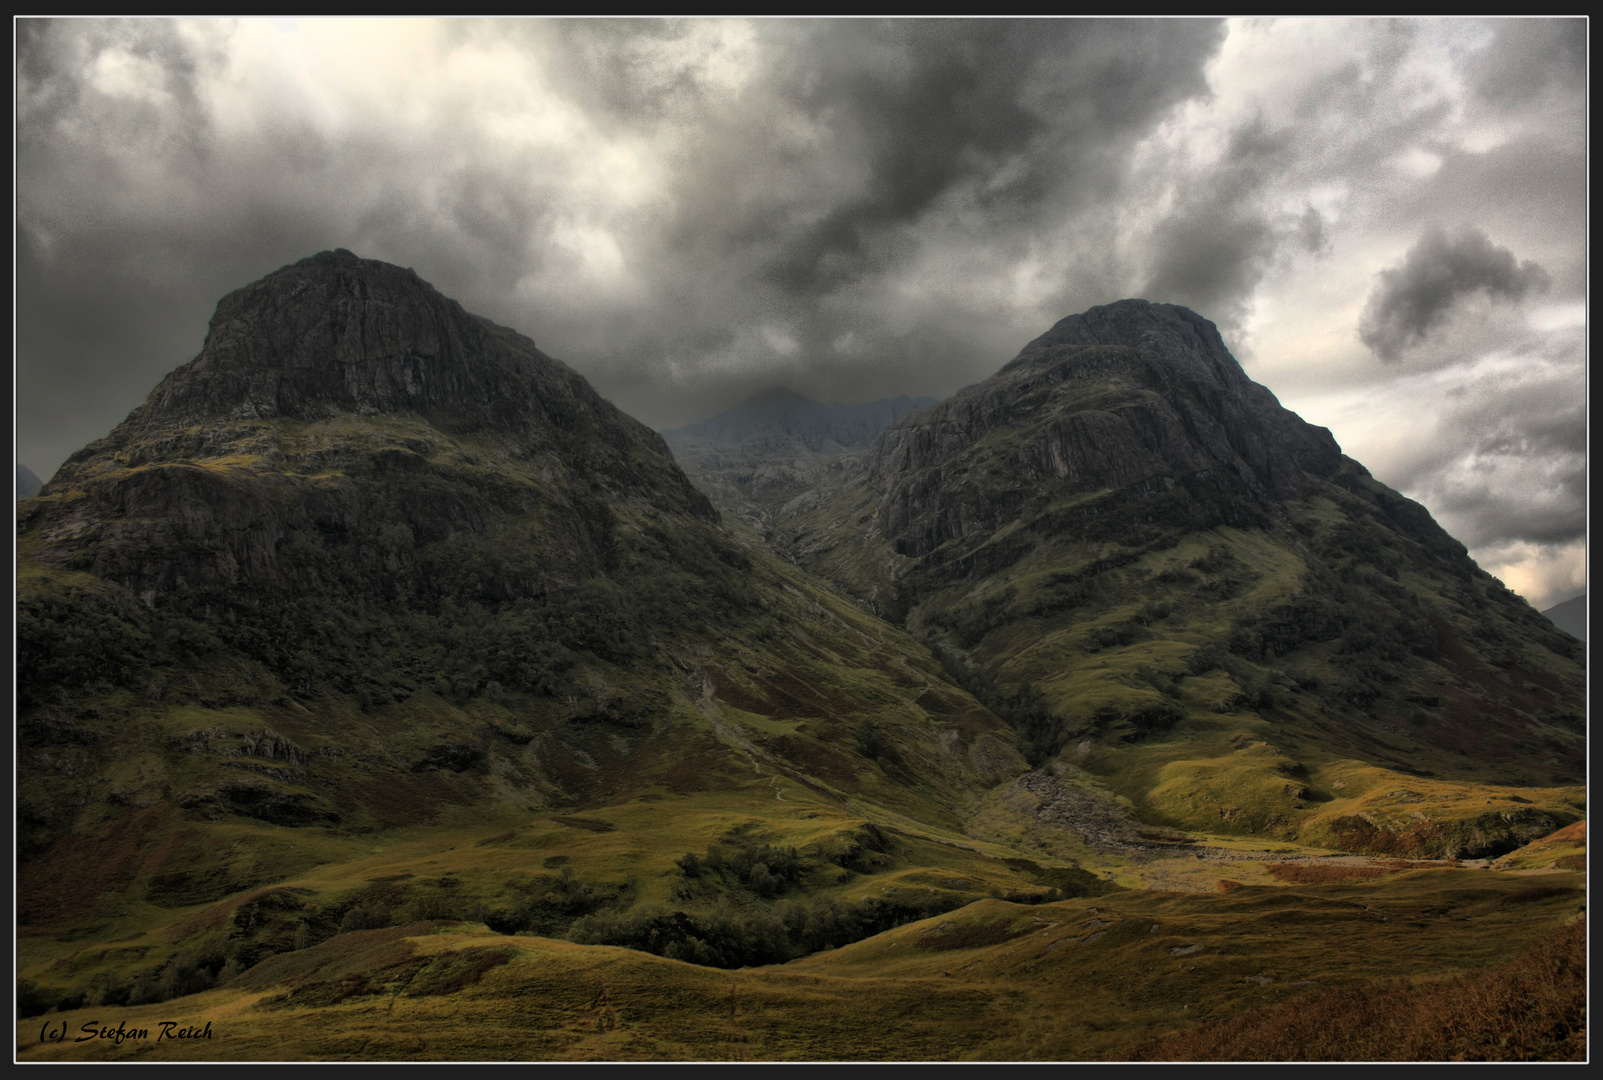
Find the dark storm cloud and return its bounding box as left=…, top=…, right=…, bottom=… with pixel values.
left=737, top=20, right=1223, bottom=297
left=1390, top=139, right=1586, bottom=295
left=1140, top=122, right=1285, bottom=335
left=545, top=19, right=1224, bottom=274
left=16, top=17, right=1235, bottom=475
left=1357, top=226, right=1550, bottom=362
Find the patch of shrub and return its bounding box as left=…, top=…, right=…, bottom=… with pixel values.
left=1123, top=920, right=1585, bottom=1061
left=1001, top=858, right=1120, bottom=899
left=853, top=719, right=899, bottom=765
left=1137, top=664, right=1183, bottom=699
left=1186, top=643, right=1227, bottom=676
left=571, top=891, right=967, bottom=969
left=1092, top=701, right=1183, bottom=743
left=16, top=980, right=58, bottom=1020
left=338, top=901, right=392, bottom=933
left=1085, top=621, right=1141, bottom=652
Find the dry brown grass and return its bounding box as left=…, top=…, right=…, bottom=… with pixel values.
left=914, top=919, right=1026, bottom=951
left=17, top=805, right=180, bottom=927
left=1124, top=920, right=1585, bottom=1061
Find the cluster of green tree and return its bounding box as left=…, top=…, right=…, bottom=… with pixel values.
left=18, top=937, right=246, bottom=1017
left=15, top=586, right=154, bottom=710
left=675, top=839, right=806, bottom=899
left=1084, top=621, right=1143, bottom=652
left=15, top=865, right=612, bottom=1016
left=478, top=866, right=618, bottom=935
left=569, top=891, right=969, bottom=969
left=1091, top=701, right=1183, bottom=743
left=850, top=719, right=900, bottom=766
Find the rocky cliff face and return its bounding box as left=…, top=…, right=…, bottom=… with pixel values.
left=27, top=250, right=715, bottom=603
left=96, top=249, right=643, bottom=441
left=869, top=300, right=1344, bottom=559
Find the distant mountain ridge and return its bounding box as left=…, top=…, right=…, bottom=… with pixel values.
left=1541, top=593, right=1586, bottom=640
left=661, top=389, right=937, bottom=512
left=16, top=463, right=42, bottom=499
left=665, top=389, right=938, bottom=452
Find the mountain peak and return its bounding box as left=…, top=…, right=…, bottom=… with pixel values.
left=1010, top=298, right=1251, bottom=395
left=46, top=252, right=717, bottom=526
left=127, top=249, right=527, bottom=430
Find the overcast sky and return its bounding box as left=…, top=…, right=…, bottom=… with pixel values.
left=14, top=18, right=1587, bottom=610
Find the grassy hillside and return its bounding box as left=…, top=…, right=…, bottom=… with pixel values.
left=761, top=350, right=1584, bottom=862
left=17, top=864, right=1582, bottom=1060
left=16, top=408, right=1089, bottom=1025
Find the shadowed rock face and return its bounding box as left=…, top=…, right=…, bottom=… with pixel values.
left=55, top=250, right=707, bottom=486
left=28, top=250, right=717, bottom=599
left=151, top=250, right=496, bottom=425
left=868, top=300, right=1345, bottom=558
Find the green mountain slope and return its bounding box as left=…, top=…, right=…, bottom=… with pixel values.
left=16, top=252, right=1069, bottom=1009
left=768, top=301, right=1585, bottom=855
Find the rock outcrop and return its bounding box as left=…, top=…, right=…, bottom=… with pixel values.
left=868, top=300, right=1346, bottom=559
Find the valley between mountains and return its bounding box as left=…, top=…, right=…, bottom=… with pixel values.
left=15, top=251, right=1585, bottom=1061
